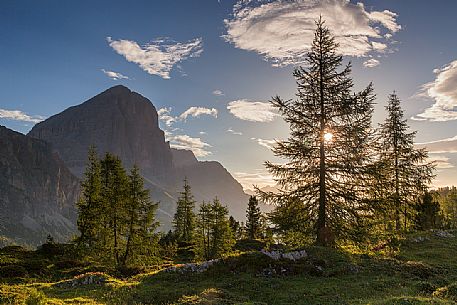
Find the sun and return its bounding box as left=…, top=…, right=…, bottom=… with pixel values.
left=324, top=132, right=333, bottom=142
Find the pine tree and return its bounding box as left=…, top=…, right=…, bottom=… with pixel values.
left=173, top=178, right=196, bottom=244
left=76, top=146, right=102, bottom=248
left=245, top=196, right=262, bottom=240
left=377, top=93, right=435, bottom=231
left=259, top=18, right=375, bottom=245
left=121, top=165, right=159, bottom=266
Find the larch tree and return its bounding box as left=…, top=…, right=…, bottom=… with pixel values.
left=121, top=165, right=159, bottom=266
left=173, top=178, right=196, bottom=244
left=195, top=199, right=234, bottom=260
left=76, top=146, right=102, bottom=249
left=100, top=153, right=129, bottom=266
left=245, top=196, right=262, bottom=240
left=377, top=93, right=435, bottom=231
left=259, top=18, right=376, bottom=246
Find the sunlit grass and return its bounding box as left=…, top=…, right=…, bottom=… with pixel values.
left=1, top=232, right=457, bottom=304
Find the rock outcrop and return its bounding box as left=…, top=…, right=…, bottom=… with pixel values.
left=0, top=126, right=79, bottom=246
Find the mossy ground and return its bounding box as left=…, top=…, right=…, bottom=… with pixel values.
left=1, top=231, right=457, bottom=304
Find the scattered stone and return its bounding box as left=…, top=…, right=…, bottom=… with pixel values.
left=435, top=230, right=454, bottom=238
left=54, top=272, right=108, bottom=288
left=165, top=259, right=220, bottom=274
left=411, top=236, right=426, bottom=243
left=260, top=249, right=308, bottom=261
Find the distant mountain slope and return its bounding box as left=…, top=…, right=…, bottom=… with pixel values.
left=0, top=125, right=79, bottom=246
left=29, top=86, right=249, bottom=227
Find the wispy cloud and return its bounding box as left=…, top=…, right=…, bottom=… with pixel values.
left=251, top=137, right=276, bottom=150
left=227, top=99, right=278, bottom=122
left=212, top=89, right=224, bottom=96
left=233, top=170, right=275, bottom=190
left=179, top=107, right=218, bottom=121
left=107, top=37, right=203, bottom=79
left=227, top=127, right=243, bottom=135
left=428, top=155, right=454, bottom=169
left=0, top=108, right=45, bottom=123
left=168, top=134, right=212, bottom=157
left=363, top=58, right=380, bottom=68
left=412, top=60, right=457, bottom=121
left=101, top=69, right=129, bottom=80
left=223, top=0, right=401, bottom=66
left=416, top=135, right=457, bottom=154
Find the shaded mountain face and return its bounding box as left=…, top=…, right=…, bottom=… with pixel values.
left=0, top=126, right=79, bottom=246
left=28, top=85, right=248, bottom=228
left=29, top=85, right=173, bottom=185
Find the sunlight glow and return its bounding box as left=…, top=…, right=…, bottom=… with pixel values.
left=324, top=132, right=333, bottom=142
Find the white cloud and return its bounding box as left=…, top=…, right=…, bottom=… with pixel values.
left=199, top=131, right=207, bottom=135
left=227, top=99, right=278, bottom=122
left=167, top=134, right=212, bottom=157
left=0, top=108, right=45, bottom=123
left=227, top=127, right=243, bottom=135
left=233, top=170, right=275, bottom=190
left=416, top=135, right=457, bottom=154
left=158, top=107, right=176, bottom=127
left=363, top=58, right=380, bottom=68
left=428, top=155, right=454, bottom=169
left=223, top=0, right=401, bottom=66
left=159, top=106, right=218, bottom=127
left=179, top=107, right=218, bottom=121
left=252, top=137, right=276, bottom=150
left=101, top=69, right=129, bottom=80
left=212, top=89, right=224, bottom=96
left=412, top=60, right=457, bottom=121
left=107, top=37, right=203, bottom=79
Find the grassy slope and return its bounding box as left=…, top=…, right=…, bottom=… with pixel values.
left=1, top=231, right=457, bottom=305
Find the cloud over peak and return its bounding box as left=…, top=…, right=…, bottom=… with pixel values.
left=0, top=108, right=45, bottom=124
left=168, top=134, right=212, bottom=157
left=227, top=99, right=278, bottom=122
left=107, top=37, right=203, bottom=79
left=101, top=69, right=129, bottom=80
left=223, top=0, right=401, bottom=66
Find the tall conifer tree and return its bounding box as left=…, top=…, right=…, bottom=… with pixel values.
left=76, top=146, right=102, bottom=248
left=173, top=178, right=196, bottom=244
left=259, top=18, right=375, bottom=245
left=377, top=93, right=435, bottom=231
left=246, top=196, right=262, bottom=240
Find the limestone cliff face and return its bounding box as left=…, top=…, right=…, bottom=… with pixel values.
left=0, top=126, right=79, bottom=246
left=29, top=85, right=173, bottom=185
left=28, top=86, right=249, bottom=228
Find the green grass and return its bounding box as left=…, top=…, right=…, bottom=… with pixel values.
left=1, top=232, right=457, bottom=304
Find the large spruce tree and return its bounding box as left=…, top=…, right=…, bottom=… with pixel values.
left=377, top=93, right=435, bottom=231
left=173, top=178, right=196, bottom=244
left=260, top=19, right=375, bottom=245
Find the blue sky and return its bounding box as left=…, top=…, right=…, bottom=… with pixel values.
left=2, top=0, right=457, bottom=189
